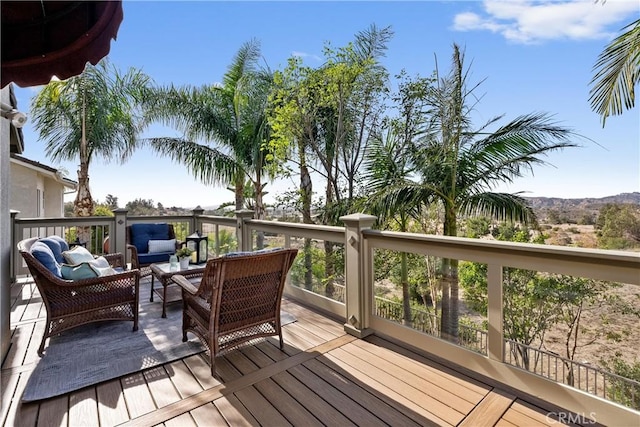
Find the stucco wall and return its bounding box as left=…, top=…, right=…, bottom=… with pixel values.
left=1, top=87, right=12, bottom=360
left=10, top=162, right=67, bottom=218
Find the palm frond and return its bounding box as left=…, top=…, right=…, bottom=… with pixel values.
left=589, top=19, right=640, bottom=126
left=458, top=192, right=537, bottom=225
left=143, top=137, right=238, bottom=186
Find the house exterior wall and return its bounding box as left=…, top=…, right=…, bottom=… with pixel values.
left=10, top=161, right=68, bottom=218
left=1, top=87, right=12, bottom=360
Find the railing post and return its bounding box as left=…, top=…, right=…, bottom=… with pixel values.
left=10, top=210, right=19, bottom=282
left=487, top=263, right=504, bottom=361
left=340, top=213, right=377, bottom=338
left=192, top=205, right=204, bottom=234
left=235, top=210, right=254, bottom=252
left=112, top=208, right=128, bottom=263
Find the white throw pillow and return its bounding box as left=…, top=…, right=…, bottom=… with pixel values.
left=62, top=246, right=95, bottom=264
left=148, top=239, right=176, bottom=253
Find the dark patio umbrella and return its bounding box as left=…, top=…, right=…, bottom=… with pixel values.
left=1, top=1, right=123, bottom=88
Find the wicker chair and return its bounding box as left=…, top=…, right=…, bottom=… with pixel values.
left=126, top=223, right=180, bottom=279
left=18, top=237, right=140, bottom=356
left=172, top=248, right=298, bottom=375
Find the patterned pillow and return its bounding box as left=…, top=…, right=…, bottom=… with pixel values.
left=148, top=239, right=176, bottom=253
left=62, top=246, right=95, bottom=264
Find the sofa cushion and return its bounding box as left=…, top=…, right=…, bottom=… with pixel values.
left=130, top=223, right=170, bottom=254
left=62, top=246, right=95, bottom=265
left=30, top=241, right=62, bottom=278
left=49, top=235, right=69, bottom=252
left=38, top=237, right=66, bottom=264
left=148, top=239, right=176, bottom=254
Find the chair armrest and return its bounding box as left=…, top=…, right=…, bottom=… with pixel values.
left=173, top=274, right=198, bottom=295
left=126, top=244, right=140, bottom=269
left=103, top=252, right=125, bottom=269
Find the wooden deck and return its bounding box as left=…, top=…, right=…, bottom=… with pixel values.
left=2, top=276, right=583, bottom=427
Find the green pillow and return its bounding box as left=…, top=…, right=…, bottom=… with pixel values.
left=61, top=263, right=99, bottom=280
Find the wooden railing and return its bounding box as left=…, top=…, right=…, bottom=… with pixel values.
left=10, top=210, right=640, bottom=425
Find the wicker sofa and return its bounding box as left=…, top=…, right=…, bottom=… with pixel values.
left=18, top=236, right=140, bottom=356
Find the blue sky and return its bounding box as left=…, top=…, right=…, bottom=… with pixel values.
left=12, top=0, right=640, bottom=209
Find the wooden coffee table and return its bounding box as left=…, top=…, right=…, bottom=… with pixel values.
left=150, top=262, right=206, bottom=318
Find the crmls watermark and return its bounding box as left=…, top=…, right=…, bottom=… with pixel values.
left=546, top=412, right=597, bottom=425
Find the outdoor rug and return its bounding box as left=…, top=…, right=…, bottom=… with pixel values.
left=22, top=279, right=296, bottom=402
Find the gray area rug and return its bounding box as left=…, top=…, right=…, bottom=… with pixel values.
left=22, top=280, right=296, bottom=402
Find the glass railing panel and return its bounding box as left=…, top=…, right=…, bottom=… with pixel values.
left=502, top=268, right=640, bottom=410
left=372, top=248, right=488, bottom=355
left=200, top=223, right=238, bottom=256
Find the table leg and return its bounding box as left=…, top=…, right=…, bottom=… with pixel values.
left=162, top=281, right=168, bottom=318
left=150, top=275, right=155, bottom=302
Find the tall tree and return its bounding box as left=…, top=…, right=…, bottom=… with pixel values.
left=142, top=40, right=276, bottom=247
left=589, top=18, right=640, bottom=126
left=269, top=24, right=392, bottom=296
left=373, top=44, right=578, bottom=341
left=31, top=59, right=150, bottom=217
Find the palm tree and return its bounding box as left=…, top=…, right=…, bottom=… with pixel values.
left=371, top=44, right=578, bottom=341
left=31, top=59, right=150, bottom=217
left=141, top=40, right=275, bottom=247
left=589, top=18, right=640, bottom=126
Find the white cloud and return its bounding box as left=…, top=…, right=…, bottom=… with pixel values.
left=453, top=0, right=639, bottom=44
left=291, top=51, right=322, bottom=62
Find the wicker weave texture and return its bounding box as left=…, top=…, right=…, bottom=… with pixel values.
left=18, top=237, right=140, bottom=356
left=176, top=248, right=298, bottom=375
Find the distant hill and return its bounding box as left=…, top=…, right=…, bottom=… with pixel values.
left=523, top=192, right=640, bottom=224
left=524, top=192, right=640, bottom=209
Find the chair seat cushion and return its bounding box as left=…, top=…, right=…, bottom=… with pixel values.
left=138, top=251, right=174, bottom=265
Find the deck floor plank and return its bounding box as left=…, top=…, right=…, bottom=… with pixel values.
left=2, top=371, right=38, bottom=427
left=270, top=369, right=358, bottom=427
left=302, top=357, right=424, bottom=427
left=509, top=400, right=572, bottom=426
left=344, top=340, right=479, bottom=412
left=68, top=387, right=99, bottom=427
left=320, top=350, right=452, bottom=426
left=96, top=379, right=130, bottom=427
left=163, top=412, right=197, bottom=427
left=458, top=388, right=515, bottom=427
left=180, top=353, right=220, bottom=389
left=365, top=335, right=491, bottom=394
left=120, top=372, right=157, bottom=419
left=233, top=385, right=292, bottom=427
left=166, top=359, right=205, bottom=399
left=253, top=377, right=324, bottom=426
left=36, top=394, right=68, bottom=427
left=143, top=366, right=181, bottom=409
left=188, top=402, right=229, bottom=427
left=213, top=395, right=258, bottom=427
left=329, top=346, right=467, bottom=425
left=287, top=363, right=389, bottom=427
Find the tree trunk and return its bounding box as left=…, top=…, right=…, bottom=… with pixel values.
left=441, top=201, right=459, bottom=342
left=254, top=175, right=264, bottom=250
left=300, top=147, right=314, bottom=290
